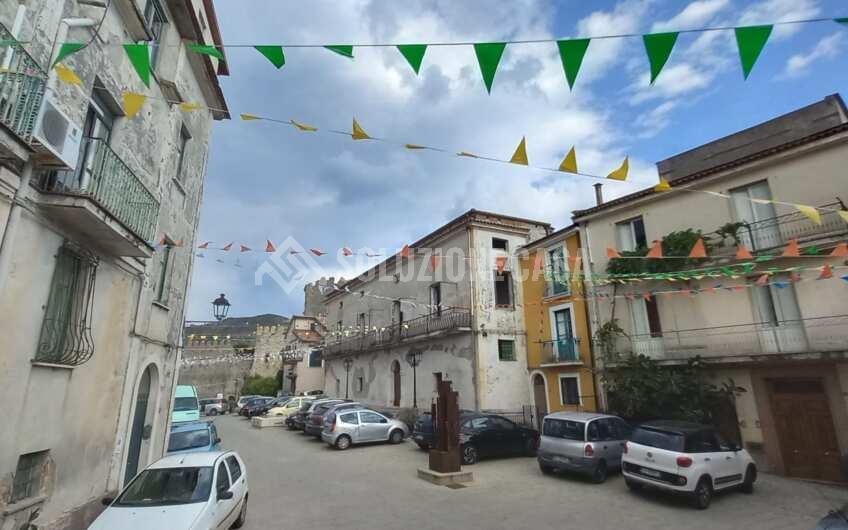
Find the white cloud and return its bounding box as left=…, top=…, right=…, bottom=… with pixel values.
left=652, top=0, right=730, bottom=31
left=780, top=32, right=843, bottom=78
left=738, top=0, right=821, bottom=40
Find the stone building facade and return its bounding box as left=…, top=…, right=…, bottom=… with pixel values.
left=0, top=0, right=227, bottom=528
left=254, top=316, right=326, bottom=394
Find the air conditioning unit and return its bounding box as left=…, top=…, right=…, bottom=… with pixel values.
left=31, top=91, right=83, bottom=169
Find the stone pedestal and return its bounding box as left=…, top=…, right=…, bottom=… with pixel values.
left=251, top=416, right=286, bottom=428
left=417, top=468, right=474, bottom=486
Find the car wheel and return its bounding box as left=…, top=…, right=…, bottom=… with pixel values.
left=209, top=408, right=218, bottom=416
left=389, top=429, right=404, bottom=444
left=539, top=462, right=554, bottom=475
left=692, top=478, right=713, bottom=510
left=741, top=465, right=756, bottom=494
left=591, top=460, right=608, bottom=484
left=231, top=496, right=247, bottom=528
left=524, top=438, right=538, bottom=457
left=335, top=435, right=352, bottom=450
left=416, top=443, right=430, bottom=451
left=461, top=444, right=478, bottom=465
left=625, top=478, right=642, bottom=491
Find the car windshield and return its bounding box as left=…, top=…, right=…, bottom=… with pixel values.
left=168, top=429, right=211, bottom=451
left=114, top=467, right=213, bottom=506
left=543, top=418, right=584, bottom=440
left=174, top=397, right=198, bottom=412
left=631, top=427, right=685, bottom=452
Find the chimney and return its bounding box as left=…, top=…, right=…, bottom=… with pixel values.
left=593, top=183, right=604, bottom=206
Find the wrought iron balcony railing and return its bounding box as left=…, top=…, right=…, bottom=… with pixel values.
left=323, top=308, right=471, bottom=359
left=0, top=28, right=46, bottom=143
left=599, top=315, right=848, bottom=362
left=39, top=137, right=160, bottom=241
left=538, top=337, right=581, bottom=364
left=544, top=277, right=570, bottom=298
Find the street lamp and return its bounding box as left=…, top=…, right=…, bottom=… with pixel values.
left=405, top=351, right=422, bottom=409
left=212, top=293, right=231, bottom=321
left=343, top=357, right=354, bottom=399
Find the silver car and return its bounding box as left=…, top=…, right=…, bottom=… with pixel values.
left=536, top=411, right=632, bottom=483
left=321, top=408, right=409, bottom=450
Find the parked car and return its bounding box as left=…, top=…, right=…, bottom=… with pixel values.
left=199, top=398, right=225, bottom=416
left=622, top=420, right=756, bottom=509
left=167, top=421, right=221, bottom=455
left=267, top=396, right=314, bottom=417
left=90, top=451, right=249, bottom=530
left=814, top=503, right=848, bottom=529
left=259, top=397, right=292, bottom=415
left=458, top=414, right=539, bottom=465
left=172, top=385, right=200, bottom=424
left=412, top=410, right=475, bottom=450
left=322, top=408, right=409, bottom=449
left=240, top=397, right=276, bottom=418
left=306, top=402, right=360, bottom=438
left=236, top=395, right=265, bottom=410
left=302, top=390, right=325, bottom=396
left=290, top=398, right=342, bottom=431
left=537, top=412, right=632, bottom=483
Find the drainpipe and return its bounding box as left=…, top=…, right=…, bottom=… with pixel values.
left=467, top=226, right=481, bottom=411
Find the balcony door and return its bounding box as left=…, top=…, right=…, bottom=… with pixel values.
left=752, top=280, right=807, bottom=353
left=550, top=305, right=576, bottom=362
left=730, top=181, right=781, bottom=251
left=628, top=298, right=664, bottom=357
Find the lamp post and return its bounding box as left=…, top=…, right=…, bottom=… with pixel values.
left=343, top=357, right=353, bottom=399
left=212, top=293, right=230, bottom=321
left=405, top=351, right=422, bottom=409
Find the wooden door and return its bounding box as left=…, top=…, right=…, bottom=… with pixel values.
left=533, top=374, right=548, bottom=423
left=768, top=379, right=842, bottom=482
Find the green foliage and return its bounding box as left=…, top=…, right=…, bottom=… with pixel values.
left=594, top=319, right=626, bottom=359
left=606, top=229, right=711, bottom=276
left=715, top=221, right=748, bottom=246
left=241, top=375, right=280, bottom=397
left=602, top=354, right=732, bottom=423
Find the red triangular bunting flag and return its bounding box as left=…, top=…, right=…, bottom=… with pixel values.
left=782, top=239, right=800, bottom=257
left=567, top=255, right=581, bottom=271
left=755, top=274, right=769, bottom=286
left=646, top=240, right=663, bottom=259
left=679, top=289, right=691, bottom=296
left=606, top=247, right=621, bottom=258
left=400, top=244, right=411, bottom=258
left=240, top=245, right=252, bottom=252
left=736, top=245, right=753, bottom=260
left=430, top=254, right=440, bottom=271
left=342, top=247, right=353, bottom=256
left=533, top=251, right=544, bottom=273
left=734, top=285, right=747, bottom=291
left=198, top=241, right=209, bottom=249
left=221, top=242, right=233, bottom=251
left=265, top=240, right=276, bottom=252
left=642, top=293, right=652, bottom=301
left=688, top=238, right=707, bottom=258
left=830, top=242, right=848, bottom=257
left=819, top=264, right=833, bottom=280
left=310, top=248, right=326, bottom=256
left=496, top=256, right=508, bottom=273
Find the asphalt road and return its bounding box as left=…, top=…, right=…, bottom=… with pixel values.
left=215, top=415, right=848, bottom=530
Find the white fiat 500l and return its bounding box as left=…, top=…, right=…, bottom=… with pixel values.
left=88, top=451, right=248, bottom=530
left=622, top=421, right=756, bottom=509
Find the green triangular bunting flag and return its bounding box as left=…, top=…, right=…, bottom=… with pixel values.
left=835, top=18, right=848, bottom=25
left=325, top=45, right=354, bottom=58
left=53, top=42, right=86, bottom=66
left=397, top=44, right=427, bottom=74
left=642, top=32, right=678, bottom=84
left=255, top=45, right=286, bottom=69
left=557, top=38, right=590, bottom=90
left=189, top=44, right=225, bottom=60
left=123, top=43, right=150, bottom=87
left=473, top=42, right=507, bottom=94
left=735, top=25, right=773, bottom=79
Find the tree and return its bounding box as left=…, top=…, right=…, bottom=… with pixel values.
left=241, top=375, right=280, bottom=397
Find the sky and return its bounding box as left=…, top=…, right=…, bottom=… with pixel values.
left=185, top=0, right=848, bottom=321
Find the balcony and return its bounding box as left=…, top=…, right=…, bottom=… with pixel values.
left=600, top=315, right=848, bottom=364
left=322, top=308, right=472, bottom=359
left=537, top=338, right=581, bottom=366
left=37, top=138, right=160, bottom=257
left=0, top=27, right=47, bottom=163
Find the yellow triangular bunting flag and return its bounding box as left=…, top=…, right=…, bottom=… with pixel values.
left=179, top=102, right=201, bottom=112
left=607, top=156, right=629, bottom=181
left=240, top=113, right=261, bottom=121
left=510, top=136, right=528, bottom=165
left=291, top=119, right=317, bottom=132
left=122, top=92, right=147, bottom=118
left=795, top=204, right=821, bottom=225
left=54, top=63, right=83, bottom=85
left=559, top=146, right=578, bottom=173
left=654, top=178, right=672, bottom=192
left=838, top=210, right=848, bottom=224
left=351, top=118, right=371, bottom=140
left=405, top=144, right=427, bottom=149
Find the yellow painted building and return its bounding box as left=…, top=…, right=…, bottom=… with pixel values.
left=519, top=225, right=597, bottom=417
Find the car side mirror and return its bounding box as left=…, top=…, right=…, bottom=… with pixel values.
left=101, top=497, right=114, bottom=506
left=218, top=489, right=234, bottom=500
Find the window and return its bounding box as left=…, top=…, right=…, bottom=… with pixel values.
left=430, top=284, right=442, bottom=315
left=225, top=456, right=241, bottom=481
left=616, top=216, right=647, bottom=251
left=356, top=312, right=366, bottom=330
left=357, top=377, right=364, bottom=393
left=35, top=244, right=97, bottom=366
left=143, top=0, right=167, bottom=68
left=308, top=350, right=322, bottom=368
left=542, top=419, right=584, bottom=441
left=360, top=411, right=387, bottom=424
left=155, top=245, right=172, bottom=304
left=335, top=378, right=341, bottom=396
left=462, top=417, right=490, bottom=430
left=559, top=375, right=580, bottom=405
left=198, top=8, right=207, bottom=31
left=336, top=320, right=342, bottom=333
left=492, top=237, right=508, bottom=250
left=498, top=339, right=515, bottom=361
left=588, top=418, right=616, bottom=441
left=685, top=431, right=721, bottom=453
left=168, top=429, right=209, bottom=451
left=547, top=246, right=569, bottom=295
left=494, top=271, right=513, bottom=307
left=175, top=125, right=191, bottom=183
left=115, top=466, right=213, bottom=506
left=630, top=296, right=662, bottom=337
left=489, top=416, right=516, bottom=430
left=340, top=412, right=359, bottom=424
left=11, top=451, right=48, bottom=502
left=391, top=300, right=403, bottom=327
left=730, top=180, right=778, bottom=250
left=215, top=462, right=230, bottom=493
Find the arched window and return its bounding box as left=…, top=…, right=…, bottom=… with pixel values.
left=391, top=360, right=401, bottom=407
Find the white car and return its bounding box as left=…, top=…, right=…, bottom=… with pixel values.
left=89, top=451, right=248, bottom=530
left=622, top=421, right=756, bottom=509
left=267, top=395, right=313, bottom=417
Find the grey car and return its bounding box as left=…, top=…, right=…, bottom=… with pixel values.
left=536, top=411, right=632, bottom=483
left=321, top=408, right=409, bottom=450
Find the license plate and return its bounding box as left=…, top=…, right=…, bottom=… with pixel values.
left=641, top=467, right=661, bottom=478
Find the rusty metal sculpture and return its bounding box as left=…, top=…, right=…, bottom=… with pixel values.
left=428, top=379, right=461, bottom=473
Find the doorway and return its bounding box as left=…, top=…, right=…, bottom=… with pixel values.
left=391, top=360, right=401, bottom=407
left=125, top=365, right=158, bottom=485
left=532, top=374, right=548, bottom=428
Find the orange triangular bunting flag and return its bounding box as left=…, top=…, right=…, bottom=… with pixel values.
left=532, top=252, right=544, bottom=273
left=830, top=242, right=848, bottom=257
left=688, top=238, right=707, bottom=258
left=240, top=245, right=252, bottom=252
left=819, top=264, right=833, bottom=280
left=642, top=293, right=652, bottom=301
left=265, top=240, right=276, bottom=252
left=221, top=242, right=233, bottom=251
left=646, top=240, right=663, bottom=259
left=198, top=241, right=209, bottom=249
left=755, top=274, right=769, bottom=286
left=567, top=255, right=581, bottom=271
left=606, top=247, right=621, bottom=258
left=736, top=245, right=753, bottom=260
left=496, top=256, right=508, bottom=273
left=342, top=247, right=353, bottom=256
left=310, top=248, right=326, bottom=256
left=782, top=239, right=800, bottom=257
left=400, top=244, right=410, bottom=258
